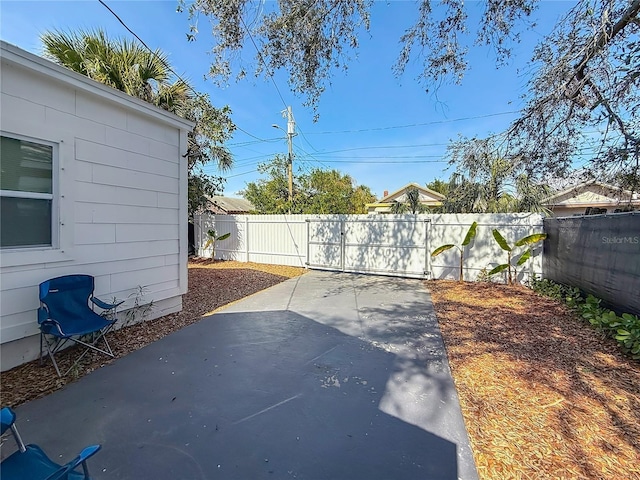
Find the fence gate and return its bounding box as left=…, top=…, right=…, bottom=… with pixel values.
left=306, top=217, right=431, bottom=278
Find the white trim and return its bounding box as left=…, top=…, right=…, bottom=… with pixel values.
left=379, top=182, right=446, bottom=202
left=0, top=132, right=59, bottom=250
left=0, top=41, right=195, bottom=131
left=178, top=129, right=189, bottom=295
left=0, top=128, right=74, bottom=267
left=0, top=190, right=52, bottom=200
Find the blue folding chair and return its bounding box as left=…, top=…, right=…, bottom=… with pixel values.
left=38, top=275, right=123, bottom=377
left=1, top=407, right=101, bottom=480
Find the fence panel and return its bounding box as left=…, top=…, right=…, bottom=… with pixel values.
left=543, top=212, right=640, bottom=315
left=195, top=214, right=308, bottom=267
left=195, top=213, right=544, bottom=281
left=307, top=217, right=343, bottom=270
left=347, top=216, right=429, bottom=278
left=429, top=213, right=545, bottom=282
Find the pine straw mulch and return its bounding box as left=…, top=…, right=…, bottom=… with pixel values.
left=1, top=260, right=306, bottom=408
left=427, top=280, right=640, bottom=480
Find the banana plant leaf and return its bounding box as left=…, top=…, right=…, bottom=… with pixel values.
left=431, top=244, right=456, bottom=257
left=492, top=229, right=511, bottom=251
left=516, top=249, right=532, bottom=266
left=489, top=263, right=510, bottom=275
left=217, top=233, right=231, bottom=241
left=461, top=221, right=478, bottom=247
left=514, top=233, right=547, bottom=247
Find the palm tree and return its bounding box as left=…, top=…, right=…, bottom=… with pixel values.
left=41, top=29, right=235, bottom=216
left=390, top=186, right=427, bottom=214
left=42, top=29, right=190, bottom=110
left=442, top=161, right=549, bottom=214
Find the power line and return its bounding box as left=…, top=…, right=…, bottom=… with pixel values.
left=312, top=142, right=451, bottom=155
left=305, top=111, right=522, bottom=135
left=227, top=137, right=281, bottom=147
left=234, top=127, right=274, bottom=142
left=293, top=144, right=331, bottom=170
left=303, top=159, right=449, bottom=164
left=98, top=0, right=270, bottom=146
left=226, top=168, right=261, bottom=179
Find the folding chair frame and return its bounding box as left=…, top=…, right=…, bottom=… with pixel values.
left=38, top=275, right=123, bottom=377
left=1, top=407, right=101, bottom=480
left=39, top=323, right=116, bottom=377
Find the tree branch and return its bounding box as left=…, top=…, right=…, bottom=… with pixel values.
left=570, top=0, right=640, bottom=81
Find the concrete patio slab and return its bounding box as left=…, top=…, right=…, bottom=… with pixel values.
left=6, top=271, right=478, bottom=480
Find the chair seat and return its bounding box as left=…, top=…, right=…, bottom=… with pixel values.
left=41, top=310, right=115, bottom=338
left=1, top=444, right=85, bottom=480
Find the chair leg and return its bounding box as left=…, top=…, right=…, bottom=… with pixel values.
left=46, top=342, right=62, bottom=378
left=41, top=324, right=116, bottom=377
left=60, top=328, right=116, bottom=377
left=40, top=334, right=65, bottom=377
left=10, top=424, right=27, bottom=453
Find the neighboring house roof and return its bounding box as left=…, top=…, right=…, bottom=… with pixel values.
left=366, top=183, right=446, bottom=213
left=543, top=181, right=640, bottom=210
left=207, top=196, right=255, bottom=214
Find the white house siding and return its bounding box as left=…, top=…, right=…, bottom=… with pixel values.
left=0, top=42, right=193, bottom=370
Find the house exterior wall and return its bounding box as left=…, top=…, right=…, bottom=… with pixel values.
left=366, top=184, right=445, bottom=214
left=550, top=206, right=588, bottom=217
left=0, top=42, right=192, bottom=370
left=545, top=184, right=640, bottom=216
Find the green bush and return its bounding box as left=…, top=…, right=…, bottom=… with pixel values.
left=530, top=277, right=640, bottom=360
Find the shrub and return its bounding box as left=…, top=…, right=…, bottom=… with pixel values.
left=530, top=277, right=640, bottom=360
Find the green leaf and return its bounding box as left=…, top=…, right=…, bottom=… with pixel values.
left=516, top=249, right=532, bottom=266
left=217, top=232, right=231, bottom=241
left=431, top=244, right=455, bottom=257
left=461, top=221, right=478, bottom=247
left=492, top=229, right=511, bottom=251
left=514, top=233, right=547, bottom=247
left=488, top=264, right=510, bottom=275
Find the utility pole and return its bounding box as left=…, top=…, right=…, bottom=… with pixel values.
left=273, top=106, right=296, bottom=205
left=285, top=106, right=295, bottom=205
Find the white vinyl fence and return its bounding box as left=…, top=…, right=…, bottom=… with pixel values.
left=194, top=213, right=544, bottom=282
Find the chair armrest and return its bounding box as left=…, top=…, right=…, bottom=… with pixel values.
left=1, top=407, right=16, bottom=435
left=57, top=444, right=101, bottom=480
left=39, top=318, right=67, bottom=337
left=77, top=444, right=101, bottom=461
left=91, top=297, right=124, bottom=311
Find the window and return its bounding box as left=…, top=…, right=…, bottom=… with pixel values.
left=585, top=207, right=607, bottom=215
left=1, top=134, right=57, bottom=249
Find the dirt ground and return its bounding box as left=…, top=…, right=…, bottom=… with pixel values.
left=2, top=266, right=638, bottom=479
left=428, top=280, right=640, bottom=480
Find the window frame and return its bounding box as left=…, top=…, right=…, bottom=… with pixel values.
left=0, top=131, right=59, bottom=250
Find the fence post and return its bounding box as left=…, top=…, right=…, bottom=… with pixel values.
left=198, top=215, right=203, bottom=257
left=245, top=216, right=250, bottom=263
left=305, top=218, right=310, bottom=267
left=340, top=218, right=345, bottom=272
left=424, top=217, right=432, bottom=278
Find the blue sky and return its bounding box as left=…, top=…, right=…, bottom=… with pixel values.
left=1, top=1, right=573, bottom=199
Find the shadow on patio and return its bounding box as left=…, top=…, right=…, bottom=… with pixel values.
left=8, top=309, right=460, bottom=479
